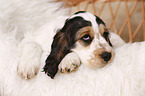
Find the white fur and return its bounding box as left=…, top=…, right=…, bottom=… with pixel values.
left=59, top=52, right=81, bottom=73
left=0, top=36, right=145, bottom=96
left=17, top=40, right=42, bottom=79
left=109, top=32, right=126, bottom=49
left=0, top=0, right=71, bottom=79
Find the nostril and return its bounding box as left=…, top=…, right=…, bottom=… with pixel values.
left=101, top=52, right=112, bottom=62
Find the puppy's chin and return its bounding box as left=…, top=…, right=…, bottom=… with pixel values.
left=82, top=59, right=107, bottom=69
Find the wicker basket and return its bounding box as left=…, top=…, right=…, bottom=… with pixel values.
left=59, top=0, right=145, bottom=42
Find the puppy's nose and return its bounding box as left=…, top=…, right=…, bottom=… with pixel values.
left=101, top=52, right=111, bottom=62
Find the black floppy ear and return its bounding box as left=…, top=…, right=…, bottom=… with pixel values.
left=43, top=31, right=70, bottom=79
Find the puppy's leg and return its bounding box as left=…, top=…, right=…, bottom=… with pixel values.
left=58, top=52, right=81, bottom=73
left=17, top=40, right=42, bottom=79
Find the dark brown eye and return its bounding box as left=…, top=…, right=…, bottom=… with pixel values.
left=80, top=34, right=92, bottom=46
left=103, top=32, right=113, bottom=47
left=81, top=34, right=91, bottom=41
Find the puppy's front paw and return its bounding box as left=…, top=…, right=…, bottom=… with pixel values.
left=17, top=41, right=42, bottom=80
left=17, top=61, right=40, bottom=79
left=58, top=52, right=81, bottom=73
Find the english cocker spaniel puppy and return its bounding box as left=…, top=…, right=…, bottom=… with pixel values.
left=43, top=11, right=114, bottom=79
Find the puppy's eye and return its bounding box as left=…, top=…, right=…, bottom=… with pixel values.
left=79, top=34, right=92, bottom=46
left=103, top=32, right=109, bottom=40
left=81, top=35, right=91, bottom=41
left=103, top=31, right=113, bottom=47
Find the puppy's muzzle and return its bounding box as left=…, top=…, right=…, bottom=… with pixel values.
left=101, top=52, right=112, bottom=62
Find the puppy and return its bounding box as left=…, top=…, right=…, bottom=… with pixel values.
left=43, top=11, right=114, bottom=79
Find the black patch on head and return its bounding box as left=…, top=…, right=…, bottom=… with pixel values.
left=95, top=15, right=106, bottom=26
left=74, top=11, right=86, bottom=14
left=65, top=11, right=86, bottom=22
left=61, top=16, right=92, bottom=46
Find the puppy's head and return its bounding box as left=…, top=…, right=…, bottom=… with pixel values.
left=44, top=11, right=114, bottom=78
left=69, top=11, right=114, bottom=68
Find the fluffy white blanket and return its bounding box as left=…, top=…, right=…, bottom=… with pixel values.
left=0, top=33, right=145, bottom=96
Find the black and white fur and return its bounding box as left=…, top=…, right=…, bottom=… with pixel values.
left=43, top=11, right=114, bottom=79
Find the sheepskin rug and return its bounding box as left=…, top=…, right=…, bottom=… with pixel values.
left=0, top=0, right=145, bottom=96
left=0, top=34, right=145, bottom=96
